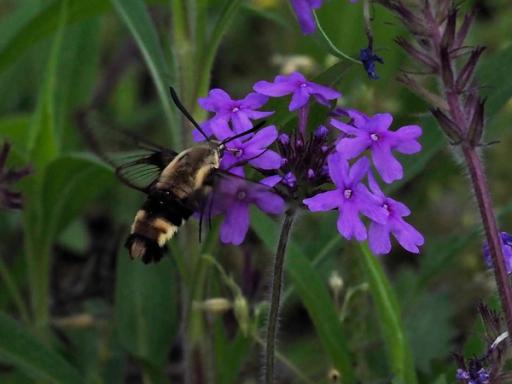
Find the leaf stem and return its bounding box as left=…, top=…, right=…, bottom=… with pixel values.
left=313, top=12, right=360, bottom=64
left=264, top=208, right=296, bottom=384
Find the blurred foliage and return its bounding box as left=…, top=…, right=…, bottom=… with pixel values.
left=0, top=0, right=512, bottom=383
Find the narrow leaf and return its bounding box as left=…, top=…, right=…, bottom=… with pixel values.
left=0, top=312, right=83, bottom=383
left=358, top=243, right=418, bottom=384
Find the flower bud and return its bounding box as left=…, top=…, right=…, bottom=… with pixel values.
left=327, top=368, right=341, bottom=383
left=279, top=133, right=290, bottom=145
left=234, top=295, right=250, bottom=336
left=195, top=298, right=232, bottom=314
left=315, top=125, right=329, bottom=139
left=329, top=271, right=344, bottom=297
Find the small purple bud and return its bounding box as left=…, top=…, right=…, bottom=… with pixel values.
left=321, top=145, right=329, bottom=153
left=281, top=158, right=288, bottom=167
left=315, top=125, right=329, bottom=139
left=483, top=232, right=512, bottom=273
left=307, top=169, right=315, bottom=179
left=283, top=172, right=297, bottom=188
left=456, top=369, right=470, bottom=380
left=296, top=139, right=303, bottom=148
left=477, top=368, right=490, bottom=383
left=279, top=133, right=290, bottom=145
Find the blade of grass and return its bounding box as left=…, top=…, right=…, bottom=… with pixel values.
left=0, top=256, right=30, bottom=324
left=0, top=312, right=83, bottom=383
left=358, top=243, right=418, bottom=384
left=251, top=209, right=355, bottom=383
left=111, top=0, right=181, bottom=148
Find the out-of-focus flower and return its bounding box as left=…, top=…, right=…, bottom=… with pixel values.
left=483, top=232, right=512, bottom=274
left=212, top=122, right=282, bottom=176
left=0, top=141, right=31, bottom=210
left=253, top=72, right=340, bottom=111
left=332, top=112, right=422, bottom=183
left=272, top=54, right=317, bottom=74
left=214, top=176, right=285, bottom=245
left=359, top=47, right=384, bottom=80
left=367, top=173, right=424, bottom=254
left=303, top=153, right=386, bottom=241
left=290, top=0, right=324, bottom=35
left=196, top=89, right=273, bottom=139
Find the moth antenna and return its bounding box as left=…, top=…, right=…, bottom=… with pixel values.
left=169, top=86, right=210, bottom=140
left=220, top=120, right=267, bottom=145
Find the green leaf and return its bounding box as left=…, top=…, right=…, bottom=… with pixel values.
left=115, top=252, right=179, bottom=366
left=0, top=312, right=83, bottom=383
left=41, top=155, right=115, bottom=242
left=111, top=0, right=180, bottom=148
left=358, top=243, right=418, bottom=384
left=251, top=209, right=355, bottom=383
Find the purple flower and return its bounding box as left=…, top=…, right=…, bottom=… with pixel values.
left=332, top=112, right=422, bottom=183
left=303, top=153, right=386, bottom=241
left=456, top=367, right=490, bottom=384
left=197, top=89, right=273, bottom=138
left=483, top=232, right=512, bottom=274
left=290, top=0, right=324, bottom=35
left=253, top=72, right=341, bottom=111
left=0, top=141, right=32, bottom=210
left=211, top=122, right=282, bottom=176
left=367, top=173, right=424, bottom=254
left=214, top=176, right=285, bottom=245
left=360, top=47, right=384, bottom=80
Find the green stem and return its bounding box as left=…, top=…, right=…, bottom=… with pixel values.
left=313, top=12, right=360, bottom=64
left=264, top=208, right=296, bottom=384
left=0, top=254, right=30, bottom=323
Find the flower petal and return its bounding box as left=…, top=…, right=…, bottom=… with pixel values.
left=369, top=222, right=392, bottom=255
left=391, top=218, right=424, bottom=253
left=337, top=203, right=367, bottom=241
left=248, top=150, right=282, bottom=170
left=253, top=189, right=285, bottom=214
left=220, top=202, right=250, bottom=245
left=241, top=92, right=269, bottom=109
left=303, top=190, right=340, bottom=212
left=253, top=75, right=298, bottom=97
left=336, top=136, right=370, bottom=160
left=245, top=125, right=278, bottom=149
left=371, top=142, right=403, bottom=183
left=289, top=87, right=310, bottom=111
left=308, top=82, right=341, bottom=100
left=290, top=0, right=317, bottom=34
left=392, top=125, right=422, bottom=154
left=348, top=156, right=370, bottom=185
left=366, top=113, right=393, bottom=133
left=327, top=152, right=349, bottom=189
left=198, top=88, right=232, bottom=112
left=231, top=112, right=253, bottom=134
left=330, top=118, right=361, bottom=135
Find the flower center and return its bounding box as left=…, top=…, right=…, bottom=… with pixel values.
left=233, top=148, right=243, bottom=157
left=232, top=106, right=240, bottom=113
left=370, top=133, right=379, bottom=141
left=383, top=203, right=390, bottom=212
left=236, top=190, right=247, bottom=201
left=300, top=82, right=308, bottom=88
left=343, top=189, right=353, bottom=199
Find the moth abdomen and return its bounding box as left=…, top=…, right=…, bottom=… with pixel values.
left=125, top=233, right=166, bottom=264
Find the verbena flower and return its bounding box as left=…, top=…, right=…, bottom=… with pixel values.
left=332, top=111, right=422, bottom=183
left=212, top=122, right=282, bottom=176
left=195, top=89, right=273, bottom=140
left=253, top=72, right=340, bottom=111
left=0, top=141, right=31, bottom=210
left=367, top=173, right=424, bottom=254
left=303, top=153, right=386, bottom=241
left=483, top=232, right=512, bottom=273
left=214, top=176, right=285, bottom=245
left=290, top=0, right=324, bottom=35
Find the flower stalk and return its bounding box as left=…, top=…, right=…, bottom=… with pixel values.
left=265, top=207, right=297, bottom=384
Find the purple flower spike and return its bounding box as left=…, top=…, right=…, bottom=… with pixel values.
left=198, top=89, right=273, bottom=135
left=253, top=72, right=341, bottom=111
left=332, top=112, right=422, bottom=183
left=290, top=0, right=324, bottom=35
left=303, top=153, right=386, bottom=241
left=367, top=173, right=424, bottom=254
left=215, top=177, right=285, bottom=245
left=213, top=123, right=282, bottom=176
left=483, top=232, right=512, bottom=274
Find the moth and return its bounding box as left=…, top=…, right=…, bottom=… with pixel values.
left=79, top=87, right=270, bottom=263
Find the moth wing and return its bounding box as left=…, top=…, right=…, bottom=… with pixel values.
left=77, top=111, right=178, bottom=192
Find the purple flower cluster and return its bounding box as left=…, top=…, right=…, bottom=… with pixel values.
left=483, top=232, right=512, bottom=274
left=456, top=367, right=490, bottom=384
left=196, top=71, right=424, bottom=254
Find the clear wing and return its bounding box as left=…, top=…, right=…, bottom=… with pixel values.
left=77, top=111, right=178, bottom=192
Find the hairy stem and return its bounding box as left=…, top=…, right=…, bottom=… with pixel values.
left=265, top=209, right=296, bottom=384
left=462, top=146, right=512, bottom=337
